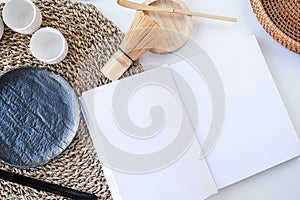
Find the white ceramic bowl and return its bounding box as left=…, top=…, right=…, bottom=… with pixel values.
left=2, top=0, right=42, bottom=34
left=30, top=27, right=68, bottom=64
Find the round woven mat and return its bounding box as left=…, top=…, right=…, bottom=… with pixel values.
left=250, top=0, right=300, bottom=53
left=0, top=0, right=143, bottom=199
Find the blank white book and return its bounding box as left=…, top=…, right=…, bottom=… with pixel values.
left=80, top=35, right=300, bottom=200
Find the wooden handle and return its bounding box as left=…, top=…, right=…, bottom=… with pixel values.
left=117, top=0, right=237, bottom=22
left=101, top=49, right=133, bottom=81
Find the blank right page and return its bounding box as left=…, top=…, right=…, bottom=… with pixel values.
left=205, top=35, right=300, bottom=189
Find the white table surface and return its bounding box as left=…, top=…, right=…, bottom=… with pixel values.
left=82, top=1, right=300, bottom=199
left=2, top=0, right=299, bottom=199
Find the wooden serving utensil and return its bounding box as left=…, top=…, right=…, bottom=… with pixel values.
left=143, top=0, right=193, bottom=54
left=117, top=0, right=237, bottom=22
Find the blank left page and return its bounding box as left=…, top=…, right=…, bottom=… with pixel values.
left=80, top=67, right=217, bottom=200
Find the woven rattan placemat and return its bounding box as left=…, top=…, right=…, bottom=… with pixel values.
left=251, top=0, right=300, bottom=53
left=0, top=0, right=143, bottom=199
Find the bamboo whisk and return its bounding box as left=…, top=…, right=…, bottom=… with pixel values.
left=101, top=11, right=161, bottom=81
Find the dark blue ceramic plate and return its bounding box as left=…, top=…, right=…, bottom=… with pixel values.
left=0, top=67, right=80, bottom=168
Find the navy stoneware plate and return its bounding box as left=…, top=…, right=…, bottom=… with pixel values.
left=0, top=67, right=80, bottom=168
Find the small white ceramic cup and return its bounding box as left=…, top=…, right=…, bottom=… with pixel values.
left=2, top=0, right=42, bottom=34
left=30, top=27, right=68, bottom=64
left=0, top=17, right=4, bottom=39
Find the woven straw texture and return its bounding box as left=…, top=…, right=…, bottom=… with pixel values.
left=0, top=0, right=143, bottom=199
left=250, top=0, right=300, bottom=53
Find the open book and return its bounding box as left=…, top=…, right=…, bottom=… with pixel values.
left=80, top=35, right=300, bottom=200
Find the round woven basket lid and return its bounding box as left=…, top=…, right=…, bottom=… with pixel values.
left=250, top=0, right=300, bottom=54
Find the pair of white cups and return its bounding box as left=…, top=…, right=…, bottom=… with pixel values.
left=1, top=0, right=68, bottom=64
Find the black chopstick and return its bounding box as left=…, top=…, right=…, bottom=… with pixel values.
left=0, top=169, right=97, bottom=200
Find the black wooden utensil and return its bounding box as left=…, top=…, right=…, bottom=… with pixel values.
left=0, top=169, right=97, bottom=200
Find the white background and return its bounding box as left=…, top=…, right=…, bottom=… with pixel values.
left=80, top=1, right=300, bottom=199
left=1, top=0, right=299, bottom=199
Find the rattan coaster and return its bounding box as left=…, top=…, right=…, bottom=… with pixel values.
left=0, top=0, right=143, bottom=199
left=250, top=0, right=300, bottom=54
